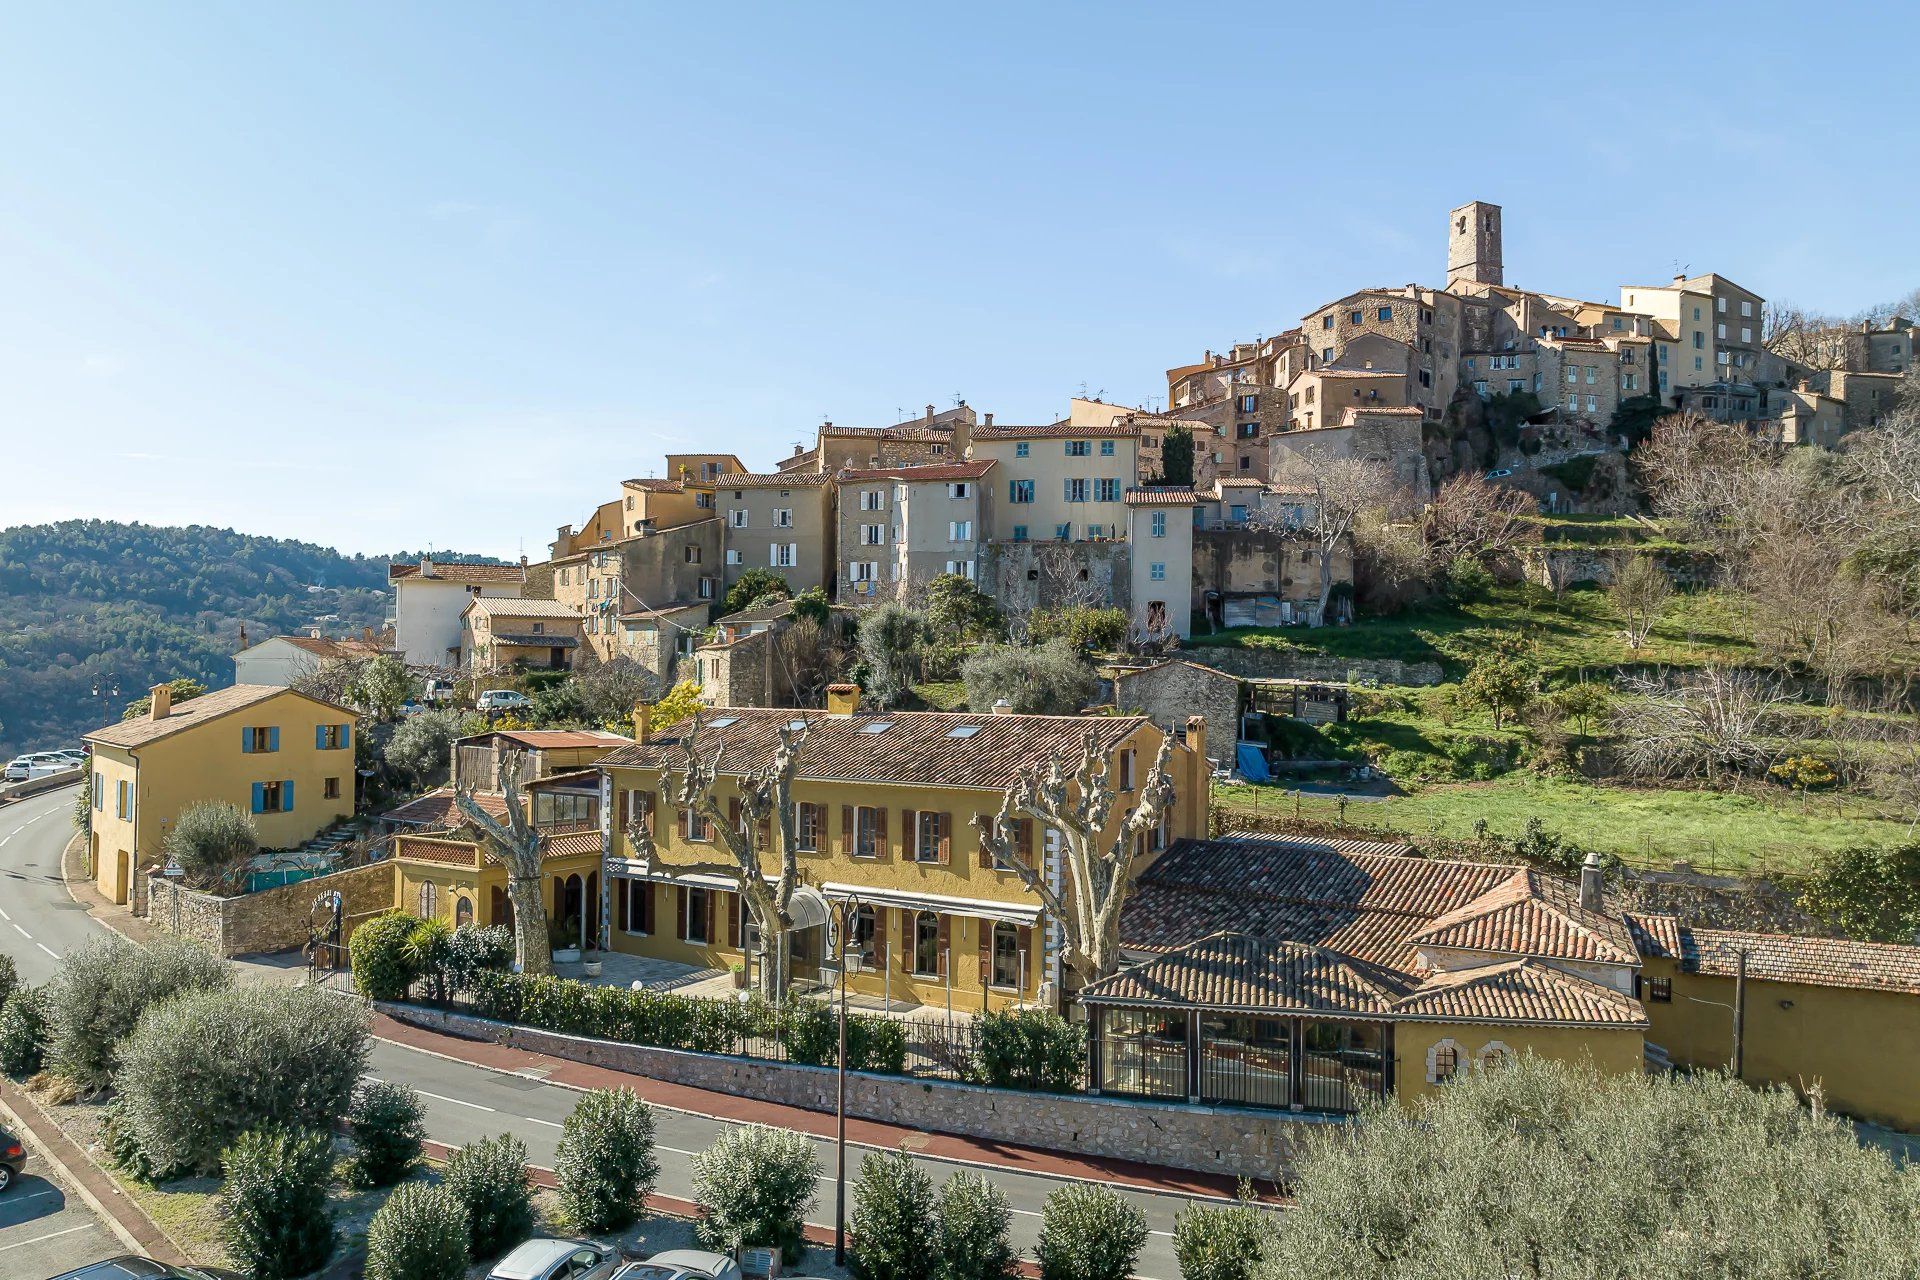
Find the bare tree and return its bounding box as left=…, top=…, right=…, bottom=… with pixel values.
left=1282, top=448, right=1398, bottom=625
left=1763, top=302, right=1863, bottom=372
left=622, top=716, right=810, bottom=1001
left=1607, top=554, right=1673, bottom=650
left=972, top=732, right=1176, bottom=985
left=455, top=750, right=553, bottom=976
left=772, top=617, right=846, bottom=709
left=1609, top=669, right=1800, bottom=789
left=1422, top=472, right=1540, bottom=572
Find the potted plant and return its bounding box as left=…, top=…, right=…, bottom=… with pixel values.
left=549, top=914, right=583, bottom=965
left=731, top=961, right=747, bottom=990
left=582, top=942, right=603, bottom=978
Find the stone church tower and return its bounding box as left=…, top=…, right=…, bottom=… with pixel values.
left=1447, top=200, right=1503, bottom=288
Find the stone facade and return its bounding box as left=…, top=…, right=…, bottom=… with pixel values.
left=383, top=1002, right=1327, bottom=1179
left=547, top=520, right=723, bottom=665
left=979, top=541, right=1131, bottom=622
left=1192, top=526, right=1347, bottom=625
left=1185, top=646, right=1443, bottom=687
left=1111, top=660, right=1241, bottom=766
left=142, top=860, right=395, bottom=957
left=1268, top=412, right=1430, bottom=501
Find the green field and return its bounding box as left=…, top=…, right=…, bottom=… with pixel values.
left=1213, top=777, right=1912, bottom=875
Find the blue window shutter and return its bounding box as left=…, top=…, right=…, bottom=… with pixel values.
left=268, top=727, right=280, bottom=753
left=283, top=781, right=294, bottom=812
left=251, top=783, right=265, bottom=814
left=315, top=725, right=326, bottom=751
left=340, top=723, right=351, bottom=749
left=93, top=774, right=102, bottom=809
left=242, top=727, right=252, bottom=753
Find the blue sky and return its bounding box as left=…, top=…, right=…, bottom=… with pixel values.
left=3, top=2, right=1917, bottom=558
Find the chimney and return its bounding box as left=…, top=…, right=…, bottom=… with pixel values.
left=924, top=404, right=935, bottom=424
left=983, top=413, right=994, bottom=428
left=147, top=683, right=173, bottom=722
left=1579, top=848, right=1605, bottom=914
left=362, top=626, right=373, bottom=642
left=519, top=554, right=529, bottom=568
left=631, top=700, right=651, bottom=745
left=826, top=684, right=860, bottom=717
left=992, top=698, right=1014, bottom=715
left=237, top=623, right=248, bottom=650
left=952, top=414, right=973, bottom=460
left=1184, top=714, right=1207, bottom=771
left=419, top=557, right=434, bottom=578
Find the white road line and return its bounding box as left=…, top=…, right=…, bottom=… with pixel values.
left=522, top=1116, right=563, bottom=1129
left=0, top=1223, right=95, bottom=1253
left=0, top=905, right=11, bottom=920
left=36, top=943, right=60, bottom=960
left=3, top=1188, right=60, bottom=1204
left=416, top=1089, right=495, bottom=1112
left=10, top=923, right=29, bottom=940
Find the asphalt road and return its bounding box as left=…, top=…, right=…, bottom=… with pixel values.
left=0, top=786, right=1209, bottom=1278
left=0, top=1160, right=124, bottom=1280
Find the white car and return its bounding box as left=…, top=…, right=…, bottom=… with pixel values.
left=615, top=1251, right=744, bottom=1280
left=3, top=753, right=71, bottom=782
left=477, top=689, right=532, bottom=713
left=486, top=1238, right=618, bottom=1280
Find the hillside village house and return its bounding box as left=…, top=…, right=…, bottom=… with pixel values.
left=594, top=688, right=1210, bottom=1015
left=703, top=472, right=836, bottom=595
left=389, top=558, right=528, bottom=667
left=459, top=597, right=586, bottom=672
left=970, top=421, right=1140, bottom=545
left=775, top=406, right=974, bottom=475
left=833, top=460, right=995, bottom=600
left=542, top=524, right=717, bottom=671
left=232, top=629, right=393, bottom=687
left=84, top=684, right=358, bottom=905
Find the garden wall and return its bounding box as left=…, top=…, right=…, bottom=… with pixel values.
left=1185, top=646, right=1444, bottom=687
left=381, top=1002, right=1329, bottom=1180
left=143, top=860, right=395, bottom=957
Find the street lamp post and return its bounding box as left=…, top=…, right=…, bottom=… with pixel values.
left=830, top=892, right=862, bottom=1267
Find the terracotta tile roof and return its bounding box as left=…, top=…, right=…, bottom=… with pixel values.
left=973, top=423, right=1137, bottom=440
left=488, top=729, right=632, bottom=750
left=712, top=472, right=835, bottom=488
left=1392, top=960, right=1647, bottom=1027
left=494, top=633, right=580, bottom=648
left=836, top=461, right=995, bottom=482
left=464, top=597, right=584, bottom=620
left=86, top=685, right=355, bottom=750
left=1628, top=915, right=1920, bottom=995
left=1124, top=487, right=1198, bottom=506
left=1212, top=477, right=1266, bottom=488
left=1341, top=405, right=1424, bottom=417
left=1409, top=869, right=1640, bottom=966
left=389, top=560, right=525, bottom=585
left=275, top=634, right=391, bottom=659
left=621, top=478, right=687, bottom=491
left=600, top=708, right=1147, bottom=791
left=1122, top=882, right=1440, bottom=972
left=1081, top=932, right=1412, bottom=1015
left=775, top=449, right=820, bottom=471
left=713, top=600, right=795, bottom=626
left=380, top=788, right=508, bottom=828
left=823, top=423, right=955, bottom=441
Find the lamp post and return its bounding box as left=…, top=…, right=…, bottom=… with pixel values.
left=829, top=892, right=863, bottom=1267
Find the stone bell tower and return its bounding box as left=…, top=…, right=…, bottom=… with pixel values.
left=1447, top=200, right=1503, bottom=288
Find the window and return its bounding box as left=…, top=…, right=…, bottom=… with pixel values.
left=252, top=780, right=291, bottom=814
left=861, top=524, right=886, bottom=545
left=456, top=896, right=473, bottom=927
left=1150, top=512, right=1166, bottom=538
left=1065, top=440, right=1090, bottom=457
left=682, top=808, right=713, bottom=842
left=317, top=724, right=349, bottom=750
left=1644, top=976, right=1672, bottom=1003
left=1716, top=296, right=1726, bottom=313
left=853, top=805, right=884, bottom=857
left=729, top=509, right=748, bottom=528
left=945, top=558, right=975, bottom=578
left=861, top=489, right=886, bottom=511
left=912, top=911, right=941, bottom=977
left=683, top=886, right=710, bottom=943
left=1477, top=1041, right=1512, bottom=1071
left=1349, top=309, right=1363, bottom=324
left=1717, top=322, right=1727, bottom=341
left=1508, top=379, right=1525, bottom=393
left=116, top=779, right=131, bottom=819
left=1149, top=562, right=1165, bottom=581
left=773, top=508, right=792, bottom=527
left=245, top=727, right=278, bottom=753
left=1014, top=442, right=1029, bottom=458
left=1473, top=379, right=1489, bottom=396
left=1011, top=524, right=1028, bottom=542
left=1321, top=346, right=1334, bottom=362
left=1099, top=440, right=1115, bottom=456
left=1055, top=523, right=1072, bottom=540
left=849, top=561, right=878, bottom=582
left=1427, top=1038, right=1462, bottom=1084
left=1118, top=747, right=1136, bottom=791
left=1417, top=369, right=1431, bottom=388
left=992, top=922, right=1021, bottom=988
left=1238, top=394, right=1257, bottom=412
left=949, top=520, right=972, bottom=541
left=915, top=811, right=946, bottom=862
left=1694, top=356, right=1704, bottom=372
left=1740, top=300, right=1753, bottom=318
left=1064, top=478, right=1089, bottom=503
left=1585, top=366, right=1598, bottom=385
left=1008, top=479, right=1034, bottom=504
left=419, top=881, right=437, bottom=919
left=1377, top=306, right=1392, bottom=322
left=1740, top=327, right=1751, bottom=344
left=529, top=621, right=545, bottom=635
left=772, top=543, right=797, bottom=568
left=1094, top=478, right=1120, bottom=502
left=1321, top=314, right=1333, bottom=330
left=685, top=545, right=702, bottom=564
left=1566, top=367, right=1578, bottom=385
left=947, top=482, right=970, bottom=499
left=323, top=777, right=340, bottom=800
left=725, top=549, right=742, bottom=565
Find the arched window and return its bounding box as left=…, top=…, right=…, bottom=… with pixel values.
left=455, top=896, right=474, bottom=928
left=913, top=911, right=940, bottom=978
left=418, top=881, right=438, bottom=920
left=991, top=922, right=1020, bottom=989
left=1477, top=1041, right=1512, bottom=1072
left=1427, top=1037, right=1461, bottom=1084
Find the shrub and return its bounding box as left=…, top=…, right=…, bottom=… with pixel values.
left=555, top=1088, right=658, bottom=1232
left=857, top=604, right=931, bottom=708
left=1172, top=1195, right=1272, bottom=1280
left=365, top=1182, right=469, bottom=1280
left=385, top=709, right=464, bottom=784
left=49, top=935, right=230, bottom=1089
left=1442, top=554, right=1495, bottom=603
left=442, top=923, right=515, bottom=994
left=850, top=1148, right=936, bottom=1280
left=0, top=953, right=16, bottom=1013
left=935, top=1169, right=1018, bottom=1280
left=973, top=1008, right=1083, bottom=1093
left=101, top=1097, right=179, bottom=1181
left=782, top=1001, right=909, bottom=1073
left=404, top=917, right=455, bottom=1003
left=348, top=1080, right=426, bottom=1187
left=114, top=984, right=368, bottom=1174
left=960, top=640, right=1098, bottom=716
left=219, top=1128, right=336, bottom=1280
left=467, top=971, right=788, bottom=1059
left=1036, top=1184, right=1148, bottom=1280
left=350, top=911, right=423, bottom=1001
left=721, top=568, right=792, bottom=617
left=162, top=800, right=259, bottom=894
left=444, top=1132, right=535, bottom=1260
left=691, top=1124, right=819, bottom=1264
left=1028, top=606, right=1128, bottom=654
left=1801, top=841, right=1920, bottom=944
left=0, top=984, right=50, bottom=1077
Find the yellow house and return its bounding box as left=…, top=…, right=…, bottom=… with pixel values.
left=83, top=683, right=359, bottom=905
left=595, top=686, right=1210, bottom=1014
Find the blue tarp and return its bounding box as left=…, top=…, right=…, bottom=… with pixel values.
left=1235, top=741, right=1271, bottom=783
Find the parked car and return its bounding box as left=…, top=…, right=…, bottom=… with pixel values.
left=1486, top=467, right=1514, bottom=479
left=51, top=748, right=90, bottom=766
left=50, top=1257, right=241, bottom=1279
left=476, top=689, right=532, bottom=713
left=3, top=753, right=70, bottom=782
left=0, top=1124, right=25, bottom=1190
left=615, top=1250, right=745, bottom=1280
left=486, top=1238, right=619, bottom=1280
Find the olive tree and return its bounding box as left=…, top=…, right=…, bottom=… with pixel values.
left=49, top=935, right=231, bottom=1089
left=162, top=800, right=259, bottom=894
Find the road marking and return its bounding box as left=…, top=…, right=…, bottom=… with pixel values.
left=522, top=1116, right=563, bottom=1129
left=3, top=1188, right=60, bottom=1204
left=10, top=923, right=29, bottom=940
left=36, top=943, right=60, bottom=960
left=417, top=1089, right=495, bottom=1112
left=0, top=1223, right=95, bottom=1253
left=0, top=904, right=11, bottom=920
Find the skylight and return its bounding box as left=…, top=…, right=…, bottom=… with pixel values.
left=858, top=721, right=893, bottom=734
left=787, top=719, right=807, bottom=730
left=946, top=724, right=982, bottom=738
left=708, top=716, right=738, bottom=728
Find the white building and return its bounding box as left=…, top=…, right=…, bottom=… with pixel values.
left=387, top=559, right=527, bottom=668
left=233, top=631, right=392, bottom=687
left=1124, top=488, right=1196, bottom=640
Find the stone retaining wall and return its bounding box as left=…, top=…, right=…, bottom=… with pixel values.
left=144, top=860, right=395, bottom=957
left=382, top=1003, right=1328, bottom=1180
left=1184, top=645, right=1444, bottom=687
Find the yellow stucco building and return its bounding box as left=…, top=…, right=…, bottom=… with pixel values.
left=84, top=683, right=359, bottom=905
left=594, top=687, right=1210, bottom=1014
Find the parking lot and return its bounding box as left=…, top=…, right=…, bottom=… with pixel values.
left=0, top=1153, right=123, bottom=1280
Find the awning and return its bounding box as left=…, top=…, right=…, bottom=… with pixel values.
left=820, top=881, right=1042, bottom=926
left=605, top=859, right=737, bottom=893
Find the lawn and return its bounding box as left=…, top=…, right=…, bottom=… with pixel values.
left=1186, top=583, right=1758, bottom=679
left=1213, top=776, right=1914, bottom=875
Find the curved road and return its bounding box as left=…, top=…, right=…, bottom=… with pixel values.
left=0, top=785, right=1220, bottom=1278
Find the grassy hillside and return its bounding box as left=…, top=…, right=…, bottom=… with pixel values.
left=0, top=520, right=480, bottom=756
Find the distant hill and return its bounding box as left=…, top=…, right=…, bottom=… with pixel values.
left=0, top=520, right=494, bottom=757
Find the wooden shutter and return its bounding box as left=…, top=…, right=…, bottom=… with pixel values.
left=936, top=812, right=952, bottom=864
left=676, top=887, right=688, bottom=940
left=758, top=810, right=772, bottom=850
left=721, top=892, right=734, bottom=948
left=678, top=808, right=691, bottom=841
left=874, top=807, right=889, bottom=859
left=648, top=792, right=661, bottom=836
left=617, top=789, right=631, bottom=829
left=1018, top=819, right=1033, bottom=861
left=841, top=805, right=855, bottom=855
left=977, top=817, right=994, bottom=869
left=936, top=914, right=950, bottom=978
left=978, top=918, right=992, bottom=983
left=639, top=882, right=654, bottom=934
left=902, top=809, right=918, bottom=860
left=728, top=797, right=741, bottom=836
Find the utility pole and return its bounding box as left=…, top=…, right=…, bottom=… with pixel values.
left=1731, top=949, right=1748, bottom=1079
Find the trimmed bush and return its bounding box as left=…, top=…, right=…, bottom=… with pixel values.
left=350, top=911, right=423, bottom=1001
left=692, top=1124, right=819, bottom=1264
left=444, top=1132, right=535, bottom=1260
left=162, top=799, right=259, bottom=893
left=219, top=1128, right=336, bottom=1280
left=935, top=1169, right=1018, bottom=1280
left=101, top=1098, right=180, bottom=1181
left=554, top=1088, right=658, bottom=1232
left=1172, top=1196, right=1272, bottom=1280
left=783, top=1000, right=909, bottom=1073
left=960, top=640, right=1098, bottom=716
left=0, top=953, right=16, bottom=1013
left=850, top=1148, right=936, bottom=1280
left=1027, top=606, right=1129, bottom=654
left=1036, top=1184, right=1148, bottom=1280
left=442, top=923, right=515, bottom=994
left=48, top=935, right=230, bottom=1089
left=973, top=1008, right=1083, bottom=1092
left=0, top=984, right=48, bottom=1077
left=365, top=1181, right=469, bottom=1280
left=347, top=1079, right=426, bottom=1187
left=114, top=984, right=368, bottom=1174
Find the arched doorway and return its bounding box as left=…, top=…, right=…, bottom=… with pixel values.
left=561, top=874, right=586, bottom=949
left=455, top=896, right=474, bottom=928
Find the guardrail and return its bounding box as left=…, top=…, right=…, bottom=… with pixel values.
left=0, top=767, right=83, bottom=804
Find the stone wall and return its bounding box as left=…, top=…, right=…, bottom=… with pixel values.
left=144, top=860, right=395, bottom=957
left=980, top=541, right=1131, bottom=620
left=1183, top=645, right=1443, bottom=687
left=1112, top=661, right=1241, bottom=764
left=382, top=1002, right=1328, bottom=1179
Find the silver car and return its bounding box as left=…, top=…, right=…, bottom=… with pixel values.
left=487, top=1238, right=619, bottom=1280
left=614, top=1250, right=745, bottom=1280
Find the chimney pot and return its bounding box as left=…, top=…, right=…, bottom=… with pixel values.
left=826, top=684, right=861, bottom=717
left=1579, top=847, right=1605, bottom=913
left=148, top=683, right=173, bottom=721
left=631, top=700, right=651, bottom=745
left=992, top=698, right=1014, bottom=715
left=925, top=404, right=935, bottom=424
left=984, top=413, right=994, bottom=427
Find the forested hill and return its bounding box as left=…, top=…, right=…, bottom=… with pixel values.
left=0, top=520, right=482, bottom=757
